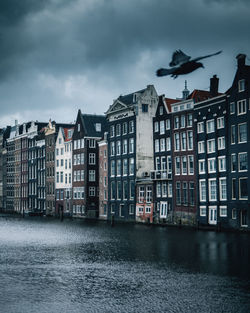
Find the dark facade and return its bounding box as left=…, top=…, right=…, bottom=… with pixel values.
left=151, top=95, right=176, bottom=223
left=194, top=94, right=228, bottom=227
left=72, top=110, right=107, bottom=218
left=226, top=54, right=250, bottom=229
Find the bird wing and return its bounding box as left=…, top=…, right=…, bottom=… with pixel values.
left=156, top=67, right=176, bottom=77
left=169, top=50, right=191, bottom=67
left=192, top=50, right=222, bottom=62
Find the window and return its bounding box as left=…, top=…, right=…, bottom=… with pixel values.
left=239, top=178, right=248, bottom=199
left=209, top=179, right=217, bottom=201
left=129, top=138, right=134, bottom=153
left=182, top=156, right=187, bottom=174
left=231, top=154, right=237, bottom=172
left=123, top=181, right=128, bottom=200
left=166, top=137, right=171, bottom=151
left=181, top=132, right=186, bottom=150
left=116, top=124, right=121, bottom=136
left=155, top=139, right=159, bottom=153
left=218, top=156, right=226, bottom=172
left=60, top=172, right=63, bottom=183
left=232, top=208, right=236, bottom=219
left=231, top=125, right=236, bottom=144
left=156, top=182, right=161, bottom=197
left=238, top=79, right=245, bottom=92
left=111, top=160, right=115, bottom=176
left=207, top=139, right=215, bottom=153
left=238, top=123, right=247, bottom=143
left=176, top=182, right=181, bottom=205
left=89, top=153, right=95, bottom=165
left=130, top=181, right=135, bottom=199
left=189, top=182, right=194, bottom=205
left=77, top=123, right=80, bottom=132
left=174, top=116, right=179, bottom=129
left=162, top=182, right=167, bottom=197
left=116, top=141, right=121, bottom=155
left=117, top=181, right=122, bottom=200
left=159, top=106, right=163, bottom=115
left=166, top=119, right=170, bottom=130
left=208, top=158, right=216, bottom=173
left=81, top=170, right=84, bottom=181
left=129, top=120, right=134, bottom=133
left=237, top=99, right=246, bottom=115
left=160, top=138, right=165, bottom=151
left=123, top=140, right=127, bottom=154
left=160, top=121, right=165, bottom=134
left=199, top=159, right=205, bottom=174
left=218, top=137, right=225, bottom=150
left=129, top=158, right=134, bottom=175
left=219, top=178, right=227, bottom=200
left=89, top=187, right=95, bottom=197
left=89, top=139, right=95, bottom=148
left=239, top=152, right=248, bottom=171
left=129, top=204, right=134, bottom=215
left=200, top=206, right=206, bottom=216
left=110, top=125, right=115, bottom=137
left=168, top=182, right=172, bottom=197
left=232, top=178, right=236, bottom=199
left=111, top=181, right=116, bottom=200
left=187, top=114, right=192, bottom=127
left=175, top=156, right=180, bottom=175
left=122, top=122, right=127, bottom=135
left=180, top=115, right=185, bottom=128
left=199, top=180, right=206, bottom=202
left=139, top=186, right=144, bottom=203
left=161, top=156, right=166, bottom=170
left=174, top=133, right=180, bottom=151
left=117, top=159, right=121, bottom=176
left=198, top=141, right=205, bottom=153
left=123, top=159, right=128, bottom=176
left=217, top=117, right=224, bottom=129
left=188, top=155, right=194, bottom=174
left=230, top=102, right=235, bottom=114
left=206, top=120, right=215, bottom=133
left=142, top=103, right=148, bottom=112
left=154, top=122, right=159, bottom=132
left=156, top=157, right=161, bottom=170
left=183, top=182, right=188, bottom=205
left=197, top=122, right=204, bottom=133
left=111, top=142, right=115, bottom=156
left=187, top=131, right=193, bottom=150
left=61, top=148, right=64, bottom=155
left=56, top=172, right=59, bottom=183
left=89, top=170, right=95, bottom=181
left=220, top=206, right=227, bottom=217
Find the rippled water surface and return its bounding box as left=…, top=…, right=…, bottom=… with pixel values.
left=0, top=217, right=249, bottom=313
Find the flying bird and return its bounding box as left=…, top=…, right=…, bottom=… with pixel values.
left=156, top=50, right=222, bottom=78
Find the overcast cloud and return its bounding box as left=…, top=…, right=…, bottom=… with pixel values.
left=0, top=0, right=250, bottom=127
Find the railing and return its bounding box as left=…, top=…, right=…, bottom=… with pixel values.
left=150, top=170, right=172, bottom=180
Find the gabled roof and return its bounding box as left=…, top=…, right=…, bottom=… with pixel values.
left=188, top=89, right=223, bottom=103
left=118, top=88, right=146, bottom=105
left=80, top=114, right=107, bottom=137
left=164, top=97, right=181, bottom=112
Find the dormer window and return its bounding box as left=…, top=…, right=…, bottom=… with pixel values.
left=238, top=79, right=245, bottom=92
left=77, top=123, right=80, bottom=132
left=95, top=123, right=101, bottom=132
left=159, top=106, right=163, bottom=115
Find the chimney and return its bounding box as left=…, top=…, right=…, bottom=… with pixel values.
left=236, top=53, right=246, bottom=68
left=210, top=75, right=219, bottom=97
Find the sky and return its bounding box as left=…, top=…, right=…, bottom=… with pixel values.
left=0, top=0, right=250, bottom=127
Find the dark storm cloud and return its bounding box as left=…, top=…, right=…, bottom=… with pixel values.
left=0, top=0, right=250, bottom=125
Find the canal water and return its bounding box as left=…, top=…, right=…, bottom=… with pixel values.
left=0, top=218, right=249, bottom=313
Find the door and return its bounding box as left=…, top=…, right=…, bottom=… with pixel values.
left=209, top=206, right=217, bottom=225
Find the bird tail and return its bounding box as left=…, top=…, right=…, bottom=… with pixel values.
left=156, top=68, right=174, bottom=77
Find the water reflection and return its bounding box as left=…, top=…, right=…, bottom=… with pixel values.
left=0, top=218, right=249, bottom=313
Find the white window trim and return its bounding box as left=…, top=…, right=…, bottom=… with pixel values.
left=238, top=79, right=245, bottom=92
left=199, top=179, right=206, bottom=202
left=237, top=99, right=247, bottom=115
left=208, top=157, right=216, bottom=174
left=219, top=177, right=227, bottom=201
left=217, top=117, right=224, bottom=129
left=218, top=156, right=226, bottom=172
left=218, top=136, right=225, bottom=150
left=198, top=141, right=205, bottom=154
left=220, top=205, right=227, bottom=217
left=238, top=152, right=248, bottom=172
left=199, top=159, right=205, bottom=174
left=197, top=122, right=204, bottom=134
left=239, top=177, right=248, bottom=200
left=188, top=155, right=194, bottom=175
left=207, top=139, right=216, bottom=154
left=238, top=123, right=247, bottom=144
left=206, top=119, right=215, bottom=134
left=200, top=206, right=206, bottom=217
left=208, top=178, right=217, bottom=202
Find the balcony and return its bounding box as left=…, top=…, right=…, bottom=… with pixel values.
left=150, top=170, right=172, bottom=180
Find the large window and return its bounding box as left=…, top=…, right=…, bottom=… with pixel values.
left=174, top=116, right=179, bottom=129
left=89, top=153, right=95, bottom=165
left=174, top=133, right=180, bottom=151
left=116, top=124, right=121, bottom=136
left=218, top=156, right=226, bottom=172
left=237, top=99, right=246, bottom=115
left=187, top=114, right=192, bottom=127
left=232, top=178, right=236, bottom=199
left=175, top=156, right=180, bottom=175
left=197, top=122, right=204, bottom=133
left=180, top=115, right=185, bottom=128
left=239, top=152, right=248, bottom=171
left=207, top=119, right=215, bottom=133
left=219, top=178, right=227, bottom=200
left=207, top=139, right=215, bottom=153
left=239, top=178, right=248, bottom=199
left=230, top=102, right=235, bottom=114
left=160, top=138, right=165, bottom=151
left=198, top=141, right=205, bottom=153
left=176, top=182, right=181, bottom=205
left=182, top=156, right=187, bottom=174
left=129, top=138, right=134, bottom=153
left=238, top=123, right=247, bottom=143
left=209, top=179, right=217, bottom=201
left=117, top=181, right=122, bottom=199
left=231, top=125, right=236, bottom=144
left=181, top=132, right=186, bottom=150
left=199, top=159, right=205, bottom=174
